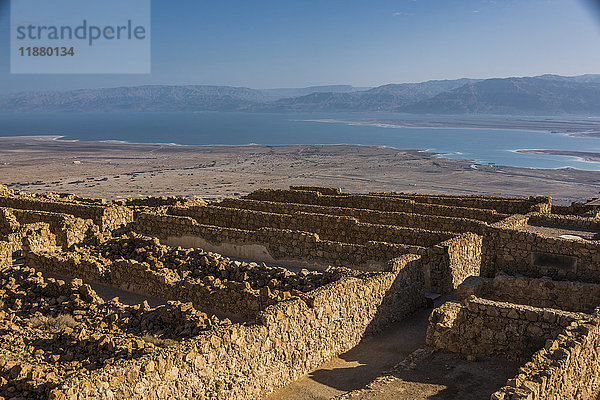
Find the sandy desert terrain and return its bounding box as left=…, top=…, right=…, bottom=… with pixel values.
left=1, top=136, right=599, bottom=204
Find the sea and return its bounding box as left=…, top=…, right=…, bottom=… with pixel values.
left=1, top=111, right=600, bottom=171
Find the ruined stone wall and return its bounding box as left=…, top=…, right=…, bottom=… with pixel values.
left=25, top=251, right=265, bottom=320
left=0, top=208, right=20, bottom=236
left=491, top=317, right=600, bottom=400
left=170, top=205, right=454, bottom=247
left=245, top=189, right=506, bottom=223
left=134, top=213, right=420, bottom=272
left=423, top=233, right=482, bottom=294
left=137, top=212, right=480, bottom=294
left=367, top=192, right=552, bottom=214
left=4, top=223, right=56, bottom=254
left=458, top=275, right=600, bottom=314
left=0, top=196, right=132, bottom=231
left=426, top=296, right=588, bottom=362
left=552, top=202, right=600, bottom=218
left=481, top=214, right=600, bottom=282
left=48, top=254, right=425, bottom=400
left=1, top=206, right=94, bottom=250
left=8, top=208, right=96, bottom=248
left=0, top=241, right=11, bottom=267
left=218, top=198, right=489, bottom=235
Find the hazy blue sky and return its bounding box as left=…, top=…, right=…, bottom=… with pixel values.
left=1, top=0, right=600, bottom=92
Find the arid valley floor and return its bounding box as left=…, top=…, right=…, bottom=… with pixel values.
left=1, top=136, right=599, bottom=203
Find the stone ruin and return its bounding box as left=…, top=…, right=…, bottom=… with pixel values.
left=0, top=184, right=599, bottom=399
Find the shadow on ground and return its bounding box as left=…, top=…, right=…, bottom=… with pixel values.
left=266, top=307, right=431, bottom=400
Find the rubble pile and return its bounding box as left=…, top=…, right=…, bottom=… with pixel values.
left=83, top=232, right=350, bottom=295
left=0, top=263, right=226, bottom=399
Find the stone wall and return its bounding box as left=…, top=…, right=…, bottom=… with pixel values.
left=245, top=189, right=506, bottom=223
left=424, top=233, right=482, bottom=294
left=282, top=186, right=551, bottom=215
left=491, top=317, right=600, bottom=400
left=218, top=198, right=489, bottom=235
left=0, top=208, right=21, bottom=238
left=170, top=205, right=454, bottom=247
left=8, top=208, right=97, bottom=248
left=4, top=222, right=57, bottom=254
left=367, top=192, right=552, bottom=215
left=426, top=296, right=588, bottom=362
left=0, top=241, right=11, bottom=267
left=0, top=196, right=132, bottom=231
left=134, top=213, right=420, bottom=272
left=138, top=211, right=480, bottom=294
left=527, top=212, right=600, bottom=231
left=25, top=251, right=264, bottom=320
left=25, top=231, right=354, bottom=321
left=289, top=186, right=342, bottom=195
left=124, top=197, right=204, bottom=208
left=552, top=201, right=600, bottom=218
left=47, top=254, right=425, bottom=400
left=481, top=214, right=600, bottom=282
left=458, top=274, right=600, bottom=314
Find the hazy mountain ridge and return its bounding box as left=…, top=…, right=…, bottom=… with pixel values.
left=0, top=85, right=273, bottom=112
left=262, top=85, right=370, bottom=100
left=2, top=75, right=600, bottom=115
left=402, top=77, right=600, bottom=115
left=249, top=79, right=481, bottom=112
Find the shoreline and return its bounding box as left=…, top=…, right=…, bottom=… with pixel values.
left=305, top=117, right=600, bottom=138
left=515, top=149, right=600, bottom=164
left=2, top=134, right=600, bottom=172
left=1, top=137, right=599, bottom=204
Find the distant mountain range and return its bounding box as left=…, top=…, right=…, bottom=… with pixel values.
left=2, top=74, right=600, bottom=115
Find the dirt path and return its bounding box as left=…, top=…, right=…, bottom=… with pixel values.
left=266, top=307, right=431, bottom=400
left=335, top=349, right=520, bottom=400
left=267, top=293, right=519, bottom=400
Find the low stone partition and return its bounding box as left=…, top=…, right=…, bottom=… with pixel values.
left=47, top=254, right=426, bottom=400
left=170, top=205, right=454, bottom=248
left=426, top=296, right=588, bottom=362
left=245, top=189, right=506, bottom=223
left=8, top=208, right=97, bottom=248
left=134, top=213, right=420, bottom=272
left=218, top=198, right=489, bottom=235
left=527, top=212, right=600, bottom=231
left=0, top=195, right=132, bottom=231
left=124, top=196, right=204, bottom=208
left=552, top=201, right=600, bottom=218
left=491, top=317, right=600, bottom=400
left=458, top=274, right=600, bottom=314
left=481, top=213, right=600, bottom=282
left=289, top=186, right=342, bottom=195
left=368, top=192, right=552, bottom=215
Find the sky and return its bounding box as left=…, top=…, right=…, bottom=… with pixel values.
left=1, top=0, right=600, bottom=93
